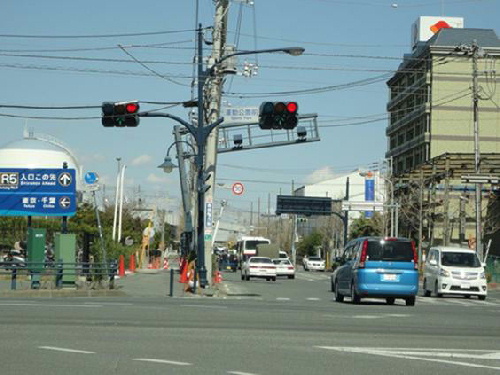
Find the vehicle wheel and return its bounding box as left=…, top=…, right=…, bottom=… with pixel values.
left=464, top=295, right=471, bottom=299
left=406, top=296, right=416, bottom=306
left=334, top=280, right=344, bottom=303
left=351, top=282, right=360, bottom=304
left=478, top=295, right=486, bottom=301
left=288, top=275, right=294, bottom=279
left=241, top=273, right=244, bottom=281
left=423, top=279, right=431, bottom=297
left=272, top=277, right=276, bottom=282
left=386, top=297, right=395, bottom=305
left=434, top=281, right=443, bottom=298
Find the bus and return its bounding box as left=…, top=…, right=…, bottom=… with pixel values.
left=235, top=235, right=271, bottom=268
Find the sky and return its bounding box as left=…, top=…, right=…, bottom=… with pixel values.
left=0, top=0, right=499, bottom=229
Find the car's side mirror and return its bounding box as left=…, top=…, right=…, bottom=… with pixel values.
left=429, top=259, right=437, bottom=266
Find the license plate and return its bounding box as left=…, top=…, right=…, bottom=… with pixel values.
left=382, top=274, right=397, bottom=281
left=227, top=266, right=232, bottom=270
left=461, top=283, right=470, bottom=289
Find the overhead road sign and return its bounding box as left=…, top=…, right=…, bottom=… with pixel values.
left=342, top=201, right=384, bottom=212
left=276, top=195, right=332, bottom=216
left=0, top=168, right=77, bottom=217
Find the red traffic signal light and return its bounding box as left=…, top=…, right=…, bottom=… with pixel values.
left=102, top=101, right=140, bottom=127
left=258, top=101, right=298, bottom=130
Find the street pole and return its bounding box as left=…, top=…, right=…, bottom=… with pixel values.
left=471, top=40, right=483, bottom=260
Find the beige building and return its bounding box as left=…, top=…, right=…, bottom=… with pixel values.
left=386, top=27, right=500, bottom=254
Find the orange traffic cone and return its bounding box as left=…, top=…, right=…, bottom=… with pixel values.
left=179, top=263, right=189, bottom=283
left=214, top=271, right=222, bottom=284
left=163, top=258, right=169, bottom=270
left=118, top=254, right=125, bottom=277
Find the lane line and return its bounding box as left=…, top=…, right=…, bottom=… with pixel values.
left=227, top=371, right=260, bottom=375
left=276, top=297, right=290, bottom=301
left=133, top=358, right=192, bottom=366
left=39, top=346, right=94, bottom=354
left=306, top=297, right=321, bottom=301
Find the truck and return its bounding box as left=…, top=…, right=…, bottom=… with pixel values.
left=255, top=244, right=281, bottom=259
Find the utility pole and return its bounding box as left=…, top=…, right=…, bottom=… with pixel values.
left=471, top=40, right=483, bottom=260
left=203, top=0, right=229, bottom=283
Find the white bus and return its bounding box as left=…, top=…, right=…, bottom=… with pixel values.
left=236, top=235, right=271, bottom=267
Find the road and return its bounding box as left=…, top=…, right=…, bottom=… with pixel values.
left=0, top=268, right=498, bottom=374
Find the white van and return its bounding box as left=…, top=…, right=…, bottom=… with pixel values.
left=423, top=246, right=487, bottom=300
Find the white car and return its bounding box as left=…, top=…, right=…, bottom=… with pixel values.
left=303, top=256, right=325, bottom=271
left=423, top=246, right=487, bottom=300
left=241, top=257, right=277, bottom=281
left=272, top=258, right=295, bottom=279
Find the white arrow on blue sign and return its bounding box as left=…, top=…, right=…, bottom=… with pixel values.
left=84, top=172, right=99, bottom=185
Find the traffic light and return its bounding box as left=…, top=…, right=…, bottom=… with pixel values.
left=102, top=101, right=140, bottom=127
left=258, top=101, right=298, bottom=130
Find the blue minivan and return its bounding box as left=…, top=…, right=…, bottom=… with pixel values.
left=331, top=237, right=419, bottom=306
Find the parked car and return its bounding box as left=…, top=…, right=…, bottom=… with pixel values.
left=272, top=258, right=295, bottom=279
left=423, top=246, right=487, bottom=300
left=241, top=256, right=277, bottom=281
left=331, top=237, right=419, bottom=306
left=303, top=256, right=325, bottom=271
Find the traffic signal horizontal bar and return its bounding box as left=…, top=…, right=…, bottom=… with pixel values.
left=217, top=136, right=320, bottom=154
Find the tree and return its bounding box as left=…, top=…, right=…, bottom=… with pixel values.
left=349, top=213, right=383, bottom=239
left=297, top=231, right=323, bottom=257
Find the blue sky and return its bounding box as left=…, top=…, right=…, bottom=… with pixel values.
left=0, top=0, right=499, bottom=225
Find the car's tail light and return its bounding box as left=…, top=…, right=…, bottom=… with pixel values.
left=250, top=266, right=258, bottom=269
left=411, top=241, right=418, bottom=270
left=262, top=266, right=275, bottom=269
left=287, top=266, right=294, bottom=270
left=359, top=240, right=368, bottom=268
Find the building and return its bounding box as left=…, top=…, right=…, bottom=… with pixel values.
left=386, top=21, right=500, bottom=254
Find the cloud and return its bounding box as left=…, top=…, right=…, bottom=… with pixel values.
left=306, top=166, right=337, bottom=184
left=131, top=154, right=152, bottom=166
left=146, top=173, right=170, bottom=184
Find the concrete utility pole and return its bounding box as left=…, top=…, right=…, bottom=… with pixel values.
left=203, top=0, right=230, bottom=283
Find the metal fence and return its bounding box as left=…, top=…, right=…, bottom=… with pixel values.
left=486, top=256, right=500, bottom=283
left=0, top=261, right=117, bottom=291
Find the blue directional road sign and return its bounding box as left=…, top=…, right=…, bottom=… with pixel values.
left=0, top=168, right=77, bottom=216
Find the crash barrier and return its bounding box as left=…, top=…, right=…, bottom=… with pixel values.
left=0, top=260, right=118, bottom=290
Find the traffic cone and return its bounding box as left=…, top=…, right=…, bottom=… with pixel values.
left=128, top=254, right=136, bottom=273
left=179, top=263, right=189, bottom=283
left=213, top=271, right=222, bottom=284
left=118, top=254, right=125, bottom=277
left=163, top=258, right=169, bottom=270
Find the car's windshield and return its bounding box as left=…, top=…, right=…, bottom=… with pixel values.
left=366, top=240, right=414, bottom=261
left=441, top=252, right=481, bottom=267
left=309, top=257, right=322, bottom=261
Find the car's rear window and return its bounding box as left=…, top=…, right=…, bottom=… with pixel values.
left=441, top=252, right=481, bottom=267
left=309, top=257, right=322, bottom=261
left=366, top=240, right=414, bottom=262
left=250, top=257, right=272, bottom=264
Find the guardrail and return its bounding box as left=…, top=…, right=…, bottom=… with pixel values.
left=0, top=261, right=118, bottom=290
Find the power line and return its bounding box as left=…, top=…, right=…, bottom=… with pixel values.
left=0, top=29, right=195, bottom=39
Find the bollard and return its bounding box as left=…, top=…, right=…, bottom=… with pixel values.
left=169, top=268, right=174, bottom=297
left=118, top=254, right=125, bottom=277
left=10, top=267, right=17, bottom=290
left=55, top=261, right=63, bottom=289
left=109, top=260, right=117, bottom=289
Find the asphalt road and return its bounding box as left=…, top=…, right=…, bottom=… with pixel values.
left=0, top=268, right=498, bottom=375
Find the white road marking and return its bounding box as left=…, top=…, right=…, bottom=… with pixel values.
left=39, top=346, right=94, bottom=354
left=84, top=302, right=133, bottom=306
left=316, top=346, right=500, bottom=370
left=227, top=371, right=260, bottom=375
left=306, top=297, right=321, bottom=301
left=181, top=304, right=228, bottom=309
left=133, top=358, right=192, bottom=366
left=276, top=297, right=290, bottom=301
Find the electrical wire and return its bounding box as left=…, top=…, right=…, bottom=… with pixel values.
left=0, top=29, right=195, bottom=39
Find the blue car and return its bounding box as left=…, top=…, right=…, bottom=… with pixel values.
left=331, top=237, right=419, bottom=306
